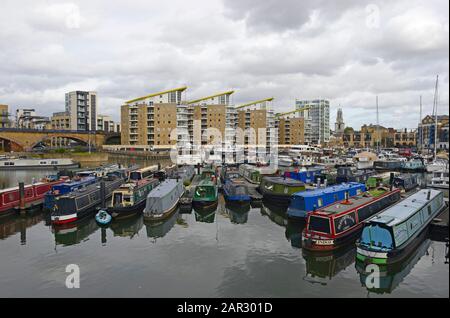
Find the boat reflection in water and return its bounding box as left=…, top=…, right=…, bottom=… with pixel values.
left=260, top=202, right=288, bottom=227
left=109, top=214, right=143, bottom=239
left=52, top=217, right=99, bottom=246
left=144, top=210, right=179, bottom=240
left=0, top=212, right=43, bottom=244
left=225, top=202, right=250, bottom=224
left=356, top=232, right=432, bottom=294
left=193, top=204, right=217, bottom=223
left=302, top=244, right=356, bottom=285
left=285, top=221, right=305, bottom=249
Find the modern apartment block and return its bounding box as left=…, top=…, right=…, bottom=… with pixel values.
left=187, top=91, right=235, bottom=146
left=65, top=91, right=98, bottom=131
left=121, top=87, right=189, bottom=149
left=97, top=114, right=118, bottom=133
left=277, top=116, right=305, bottom=145
left=236, top=98, right=277, bottom=148
left=295, top=99, right=330, bottom=145
left=0, top=104, right=10, bottom=128
left=51, top=112, right=71, bottom=130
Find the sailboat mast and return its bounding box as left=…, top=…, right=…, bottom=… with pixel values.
left=433, top=75, right=439, bottom=159
left=419, top=95, right=422, bottom=153
left=376, top=96, right=380, bottom=153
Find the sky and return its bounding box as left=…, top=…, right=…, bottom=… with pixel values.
left=0, top=0, right=448, bottom=129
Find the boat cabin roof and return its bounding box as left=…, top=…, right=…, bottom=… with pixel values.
left=197, top=180, right=216, bottom=187
left=262, top=176, right=305, bottom=186
left=315, top=190, right=389, bottom=216
left=147, top=179, right=181, bottom=198
left=293, top=182, right=364, bottom=198
left=367, top=189, right=442, bottom=227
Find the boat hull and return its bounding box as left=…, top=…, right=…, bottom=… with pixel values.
left=302, top=225, right=363, bottom=252
left=110, top=200, right=146, bottom=220
left=143, top=199, right=179, bottom=222
left=0, top=163, right=80, bottom=170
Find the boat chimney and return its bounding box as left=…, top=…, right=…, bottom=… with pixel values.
left=427, top=190, right=431, bottom=200
left=324, top=178, right=327, bottom=187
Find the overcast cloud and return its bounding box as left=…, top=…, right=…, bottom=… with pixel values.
left=0, top=0, right=448, bottom=129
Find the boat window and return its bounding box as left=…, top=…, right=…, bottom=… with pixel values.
left=308, top=216, right=331, bottom=234
left=129, top=171, right=142, bottom=181
left=428, top=205, right=432, bottom=216
left=195, top=186, right=214, bottom=198
left=55, top=199, right=76, bottom=212
left=360, top=224, right=394, bottom=250
left=317, top=198, right=323, bottom=208
left=113, top=193, right=123, bottom=206
left=123, top=195, right=132, bottom=203
left=334, top=212, right=357, bottom=234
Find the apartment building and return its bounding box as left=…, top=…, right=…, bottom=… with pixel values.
left=0, top=104, right=10, bottom=128
left=418, top=115, right=449, bottom=151
left=277, top=116, right=305, bottom=145
left=65, top=91, right=98, bottom=131
left=51, top=112, right=71, bottom=130
left=121, top=87, right=189, bottom=149
left=295, top=99, right=330, bottom=145
left=187, top=91, right=235, bottom=146
left=236, top=98, right=277, bottom=148
left=97, top=114, right=118, bottom=133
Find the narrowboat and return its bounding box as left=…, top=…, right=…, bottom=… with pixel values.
left=43, top=176, right=97, bottom=211
left=0, top=158, right=80, bottom=170
left=192, top=180, right=219, bottom=209
left=366, top=172, right=394, bottom=189
left=259, top=176, right=306, bottom=207
left=302, top=187, right=402, bottom=251
left=336, top=166, right=375, bottom=184
left=315, top=169, right=337, bottom=186
left=108, top=178, right=160, bottom=220
left=356, top=189, right=446, bottom=265
left=401, top=159, right=426, bottom=172
left=128, top=165, right=159, bottom=181
left=173, top=165, right=195, bottom=186
left=143, top=179, right=185, bottom=221
left=283, top=167, right=323, bottom=184
left=392, top=173, right=419, bottom=192
left=287, top=182, right=366, bottom=219
left=1, top=176, right=68, bottom=217
left=50, top=175, right=126, bottom=225
left=239, top=164, right=277, bottom=184
left=222, top=167, right=251, bottom=203
left=373, top=160, right=403, bottom=171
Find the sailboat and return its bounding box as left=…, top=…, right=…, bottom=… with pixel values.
left=426, top=75, right=448, bottom=173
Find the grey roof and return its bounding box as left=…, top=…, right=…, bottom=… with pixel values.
left=368, top=189, right=442, bottom=226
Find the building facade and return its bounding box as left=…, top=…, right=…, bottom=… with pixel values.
left=0, top=104, right=10, bottom=128
left=236, top=98, right=277, bottom=148
left=97, top=114, right=118, bottom=133
left=295, top=99, right=330, bottom=145
left=65, top=91, right=98, bottom=131
left=277, top=116, right=305, bottom=145
left=187, top=91, right=235, bottom=147
left=417, top=115, right=449, bottom=151
left=121, top=87, right=188, bottom=149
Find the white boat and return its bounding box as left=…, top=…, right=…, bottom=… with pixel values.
left=426, top=159, right=448, bottom=173
left=278, top=155, right=293, bottom=167
left=354, top=151, right=377, bottom=170
left=427, top=166, right=449, bottom=190
left=0, top=158, right=80, bottom=170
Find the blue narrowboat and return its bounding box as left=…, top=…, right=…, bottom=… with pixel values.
left=222, top=167, right=251, bottom=203
left=287, top=182, right=366, bottom=219
left=356, top=189, right=446, bottom=265
left=284, top=167, right=323, bottom=184
left=43, top=176, right=97, bottom=211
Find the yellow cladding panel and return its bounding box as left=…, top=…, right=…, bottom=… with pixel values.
left=276, top=106, right=311, bottom=117
left=187, top=91, right=235, bottom=105
left=235, top=97, right=274, bottom=109
left=125, top=86, right=188, bottom=104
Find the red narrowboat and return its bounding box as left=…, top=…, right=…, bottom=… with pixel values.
left=302, top=187, right=401, bottom=251
left=0, top=177, right=67, bottom=217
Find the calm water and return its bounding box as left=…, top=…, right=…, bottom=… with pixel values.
left=0, top=164, right=448, bottom=298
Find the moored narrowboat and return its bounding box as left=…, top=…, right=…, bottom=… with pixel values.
left=51, top=175, right=126, bottom=225
left=143, top=179, right=185, bottom=221
left=392, top=173, right=419, bottom=192
left=283, top=167, right=323, bottom=184
left=401, top=159, right=426, bottom=172
left=259, top=176, right=306, bottom=207
left=222, top=167, right=251, bottom=203
left=239, top=164, right=277, bottom=184
left=302, top=187, right=402, bottom=251
left=1, top=176, right=68, bottom=217
left=287, top=182, right=366, bottom=219
left=356, top=189, right=446, bottom=265
left=366, top=172, right=394, bottom=189
left=108, top=178, right=160, bottom=220
left=43, top=176, right=97, bottom=211
left=336, top=166, right=375, bottom=184
left=192, top=179, right=219, bottom=209
left=373, top=160, right=403, bottom=171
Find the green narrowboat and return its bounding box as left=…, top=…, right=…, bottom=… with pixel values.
left=259, top=176, right=306, bottom=207
left=366, top=172, right=394, bottom=189
left=192, top=179, right=219, bottom=209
